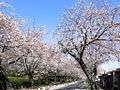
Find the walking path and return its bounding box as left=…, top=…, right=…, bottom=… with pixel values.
left=38, top=81, right=85, bottom=90
left=38, top=81, right=78, bottom=90
left=8, top=81, right=85, bottom=90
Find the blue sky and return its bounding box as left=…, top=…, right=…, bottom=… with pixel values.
left=12, top=0, right=77, bottom=28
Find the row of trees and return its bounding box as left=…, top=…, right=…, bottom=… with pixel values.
left=0, top=1, right=81, bottom=90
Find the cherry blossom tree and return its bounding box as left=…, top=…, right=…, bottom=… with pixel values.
left=0, top=1, right=46, bottom=88
left=0, top=6, right=22, bottom=90
left=57, top=0, right=120, bottom=89
left=39, top=43, right=81, bottom=82
left=14, top=29, right=45, bottom=85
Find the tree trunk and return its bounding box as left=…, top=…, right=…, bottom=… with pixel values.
left=28, top=74, right=34, bottom=87
left=0, top=65, right=9, bottom=90
left=78, top=58, right=95, bottom=90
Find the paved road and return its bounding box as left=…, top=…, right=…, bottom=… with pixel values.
left=55, top=81, right=85, bottom=90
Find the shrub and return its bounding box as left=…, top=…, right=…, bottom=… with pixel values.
left=9, top=76, right=42, bottom=88
left=9, top=77, right=30, bottom=89
left=8, top=75, right=74, bottom=89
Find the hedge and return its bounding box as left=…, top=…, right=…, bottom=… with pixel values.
left=8, top=76, right=53, bottom=88
left=7, top=75, right=75, bottom=89
left=9, top=77, right=31, bottom=89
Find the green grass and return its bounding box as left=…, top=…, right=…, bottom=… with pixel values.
left=7, top=75, right=75, bottom=89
